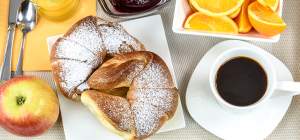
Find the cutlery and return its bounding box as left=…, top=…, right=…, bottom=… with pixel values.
left=15, top=0, right=37, bottom=76
left=0, top=0, right=22, bottom=81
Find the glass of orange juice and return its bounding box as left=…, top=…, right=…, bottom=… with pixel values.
left=32, top=0, right=80, bottom=21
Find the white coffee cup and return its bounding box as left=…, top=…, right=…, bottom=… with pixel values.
left=209, top=46, right=300, bottom=111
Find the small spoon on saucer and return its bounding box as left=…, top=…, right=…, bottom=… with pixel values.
left=15, top=0, right=37, bottom=76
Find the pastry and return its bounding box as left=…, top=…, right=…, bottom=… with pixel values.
left=50, top=16, right=145, bottom=100
left=81, top=90, right=134, bottom=139
left=50, top=16, right=179, bottom=140
left=81, top=51, right=179, bottom=140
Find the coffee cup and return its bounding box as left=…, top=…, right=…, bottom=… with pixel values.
left=209, top=46, right=300, bottom=111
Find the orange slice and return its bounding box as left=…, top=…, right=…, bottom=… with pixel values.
left=184, top=12, right=238, bottom=34
left=229, top=7, right=241, bottom=18
left=248, top=1, right=286, bottom=36
left=235, top=0, right=253, bottom=33
left=257, top=0, right=279, bottom=11
left=189, top=2, right=198, bottom=12
left=189, top=0, right=245, bottom=16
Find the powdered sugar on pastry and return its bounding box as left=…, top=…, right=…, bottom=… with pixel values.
left=53, top=37, right=100, bottom=67
left=130, top=88, right=178, bottom=137
left=76, top=82, right=90, bottom=93
left=53, top=59, right=94, bottom=94
left=51, top=16, right=144, bottom=99
left=98, top=94, right=133, bottom=131
left=83, top=91, right=133, bottom=132
left=133, top=59, right=174, bottom=89
left=86, top=51, right=179, bottom=139
left=98, top=23, right=144, bottom=56
left=51, top=16, right=178, bottom=140
left=65, top=17, right=104, bottom=55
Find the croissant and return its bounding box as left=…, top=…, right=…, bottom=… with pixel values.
left=50, top=16, right=179, bottom=140
left=50, top=16, right=145, bottom=100
left=82, top=51, right=179, bottom=140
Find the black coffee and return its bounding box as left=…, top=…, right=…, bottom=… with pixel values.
left=216, top=57, right=267, bottom=106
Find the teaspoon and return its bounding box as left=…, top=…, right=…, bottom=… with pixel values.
left=15, top=0, right=37, bottom=76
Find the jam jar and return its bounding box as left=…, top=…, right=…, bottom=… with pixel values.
left=98, top=0, right=170, bottom=18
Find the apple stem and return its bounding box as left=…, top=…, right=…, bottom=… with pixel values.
left=16, top=96, right=26, bottom=105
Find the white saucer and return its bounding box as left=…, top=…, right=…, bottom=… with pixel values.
left=186, top=40, right=294, bottom=140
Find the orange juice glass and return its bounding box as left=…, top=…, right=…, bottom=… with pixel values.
left=32, top=0, right=80, bottom=21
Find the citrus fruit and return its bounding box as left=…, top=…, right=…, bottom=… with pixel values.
left=189, top=0, right=245, bottom=16
left=229, top=7, right=241, bottom=18
left=184, top=12, right=238, bottom=34
left=257, top=0, right=279, bottom=11
left=248, top=1, right=286, bottom=36
left=189, top=2, right=198, bottom=12
left=235, top=0, right=253, bottom=33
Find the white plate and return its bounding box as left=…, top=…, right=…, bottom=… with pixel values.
left=172, top=0, right=284, bottom=43
left=186, top=40, right=294, bottom=140
left=47, top=15, right=185, bottom=140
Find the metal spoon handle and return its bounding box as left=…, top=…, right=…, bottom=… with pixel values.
left=15, top=32, right=27, bottom=76
left=0, top=24, right=16, bottom=81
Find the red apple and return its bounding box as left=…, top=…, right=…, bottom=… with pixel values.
left=0, top=76, right=59, bottom=136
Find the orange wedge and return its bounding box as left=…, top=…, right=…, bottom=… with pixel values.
left=189, top=0, right=245, bottom=16
left=184, top=12, right=238, bottom=34
left=235, top=0, right=253, bottom=33
left=229, top=7, right=241, bottom=18
left=248, top=1, right=286, bottom=36
left=189, top=2, right=198, bottom=12
left=257, top=0, right=279, bottom=11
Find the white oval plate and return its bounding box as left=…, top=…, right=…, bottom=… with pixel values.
left=186, top=40, right=294, bottom=140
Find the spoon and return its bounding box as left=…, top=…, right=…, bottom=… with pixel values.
left=15, top=0, right=37, bottom=76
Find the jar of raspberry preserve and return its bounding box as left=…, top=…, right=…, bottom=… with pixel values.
left=98, top=0, right=170, bottom=18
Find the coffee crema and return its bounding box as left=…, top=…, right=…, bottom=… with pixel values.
left=216, top=57, right=267, bottom=106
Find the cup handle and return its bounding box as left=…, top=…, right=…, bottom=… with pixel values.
left=276, top=81, right=300, bottom=96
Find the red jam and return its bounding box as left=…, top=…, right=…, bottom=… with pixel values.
left=109, top=0, right=161, bottom=13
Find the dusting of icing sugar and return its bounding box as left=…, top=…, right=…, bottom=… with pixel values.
left=133, top=62, right=171, bottom=88
left=93, top=93, right=133, bottom=132
left=54, top=17, right=146, bottom=98
left=55, top=38, right=100, bottom=67
left=98, top=23, right=143, bottom=55
left=53, top=17, right=179, bottom=138
left=66, top=19, right=104, bottom=55
left=130, top=88, right=176, bottom=137
left=56, top=59, right=94, bottom=94
left=76, top=82, right=90, bottom=93
left=125, top=61, right=145, bottom=84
